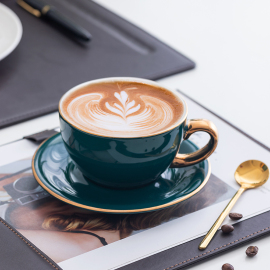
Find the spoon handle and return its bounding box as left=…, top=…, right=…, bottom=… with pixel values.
left=199, top=186, right=245, bottom=250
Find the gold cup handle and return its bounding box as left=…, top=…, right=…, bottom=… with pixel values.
left=170, top=119, right=218, bottom=168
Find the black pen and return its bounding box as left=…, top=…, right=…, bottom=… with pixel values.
left=17, top=0, right=92, bottom=42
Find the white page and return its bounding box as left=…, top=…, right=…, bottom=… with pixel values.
left=0, top=93, right=270, bottom=270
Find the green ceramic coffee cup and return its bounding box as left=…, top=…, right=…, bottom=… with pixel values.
left=59, top=78, right=218, bottom=188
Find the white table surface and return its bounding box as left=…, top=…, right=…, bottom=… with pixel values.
left=1, top=0, right=270, bottom=269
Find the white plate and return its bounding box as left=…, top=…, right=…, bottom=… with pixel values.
left=0, top=3, right=22, bottom=61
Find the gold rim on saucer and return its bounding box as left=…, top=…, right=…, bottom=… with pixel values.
left=32, top=135, right=211, bottom=214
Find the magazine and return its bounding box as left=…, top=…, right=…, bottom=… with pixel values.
left=1, top=94, right=270, bottom=270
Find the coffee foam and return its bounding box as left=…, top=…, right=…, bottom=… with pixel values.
left=60, top=81, right=184, bottom=137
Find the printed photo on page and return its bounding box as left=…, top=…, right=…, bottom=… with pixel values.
left=0, top=156, right=235, bottom=263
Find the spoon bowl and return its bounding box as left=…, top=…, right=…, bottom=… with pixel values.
left=235, top=160, right=269, bottom=189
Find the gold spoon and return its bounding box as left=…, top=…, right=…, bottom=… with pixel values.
left=199, top=160, right=269, bottom=250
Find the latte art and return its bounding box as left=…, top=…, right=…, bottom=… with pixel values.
left=61, top=81, right=184, bottom=137
left=105, top=90, right=141, bottom=120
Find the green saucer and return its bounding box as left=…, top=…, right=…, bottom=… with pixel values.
left=32, top=134, right=211, bottom=213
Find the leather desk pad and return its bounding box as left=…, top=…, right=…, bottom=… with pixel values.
left=0, top=0, right=194, bottom=129
left=0, top=217, right=62, bottom=270
left=117, top=210, right=270, bottom=270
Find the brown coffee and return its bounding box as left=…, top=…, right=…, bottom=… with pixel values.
left=60, top=80, right=184, bottom=137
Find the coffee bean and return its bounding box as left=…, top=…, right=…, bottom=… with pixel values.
left=222, top=263, right=234, bottom=270
left=221, top=224, right=234, bottom=233
left=246, top=246, right=258, bottom=257
left=229, top=213, right=243, bottom=220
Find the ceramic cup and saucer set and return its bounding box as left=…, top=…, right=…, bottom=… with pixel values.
left=32, top=77, right=218, bottom=213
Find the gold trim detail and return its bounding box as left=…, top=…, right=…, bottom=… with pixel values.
left=41, top=5, right=50, bottom=15
left=17, top=0, right=41, bottom=17
left=31, top=135, right=211, bottom=214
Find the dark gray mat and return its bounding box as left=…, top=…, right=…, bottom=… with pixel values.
left=0, top=0, right=195, bottom=128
